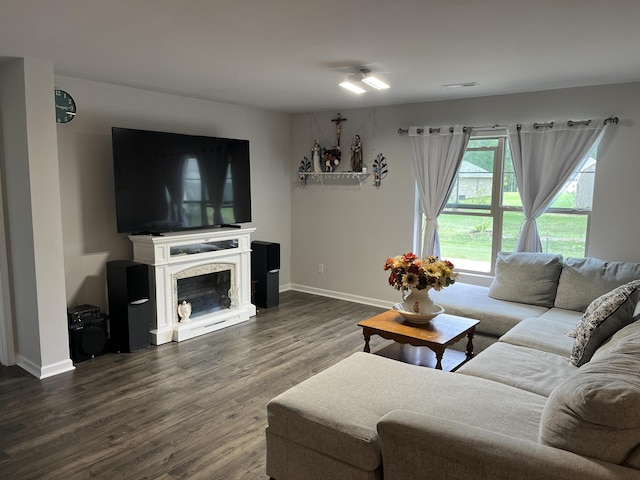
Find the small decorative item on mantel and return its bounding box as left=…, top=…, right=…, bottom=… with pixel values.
left=383, top=252, right=457, bottom=323
left=298, top=156, right=312, bottom=186
left=177, top=300, right=192, bottom=323
left=373, top=153, right=388, bottom=188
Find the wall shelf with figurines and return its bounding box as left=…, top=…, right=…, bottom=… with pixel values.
left=298, top=112, right=388, bottom=188
left=298, top=170, right=371, bottom=187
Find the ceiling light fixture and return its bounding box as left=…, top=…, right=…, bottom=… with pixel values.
left=339, top=76, right=366, bottom=94
left=361, top=70, right=390, bottom=90
left=339, top=68, right=390, bottom=94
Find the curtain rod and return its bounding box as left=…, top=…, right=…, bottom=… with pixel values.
left=397, top=117, right=619, bottom=136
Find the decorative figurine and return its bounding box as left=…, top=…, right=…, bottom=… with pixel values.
left=373, top=153, right=388, bottom=188
left=351, top=135, right=363, bottom=172
left=323, top=147, right=341, bottom=172
left=299, top=156, right=312, bottom=186
left=177, top=300, right=192, bottom=322
left=312, top=139, right=322, bottom=173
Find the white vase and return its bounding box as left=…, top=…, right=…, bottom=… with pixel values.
left=401, top=288, right=442, bottom=316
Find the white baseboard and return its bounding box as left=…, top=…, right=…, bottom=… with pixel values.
left=17, top=354, right=75, bottom=379
left=288, top=284, right=393, bottom=310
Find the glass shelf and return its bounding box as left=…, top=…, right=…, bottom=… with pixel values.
left=301, top=172, right=370, bottom=186
left=170, top=239, right=239, bottom=257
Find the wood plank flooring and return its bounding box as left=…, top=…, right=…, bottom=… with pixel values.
left=0, top=292, right=387, bottom=480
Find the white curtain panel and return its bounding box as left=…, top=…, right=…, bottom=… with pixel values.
left=507, top=120, right=609, bottom=252
left=409, top=126, right=470, bottom=257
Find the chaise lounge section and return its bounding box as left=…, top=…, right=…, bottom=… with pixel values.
left=266, top=254, right=640, bottom=479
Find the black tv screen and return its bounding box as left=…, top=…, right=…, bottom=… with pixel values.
left=111, top=127, right=252, bottom=234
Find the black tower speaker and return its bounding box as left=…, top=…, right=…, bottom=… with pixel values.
left=68, top=311, right=109, bottom=363
left=251, top=241, right=280, bottom=308
left=107, top=260, right=152, bottom=352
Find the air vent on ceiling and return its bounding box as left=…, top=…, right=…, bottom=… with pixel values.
left=443, top=82, right=479, bottom=88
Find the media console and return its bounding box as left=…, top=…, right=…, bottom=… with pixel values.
left=129, top=227, right=256, bottom=344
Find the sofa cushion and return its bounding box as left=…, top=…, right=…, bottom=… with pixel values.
left=624, top=445, right=640, bottom=470
left=535, top=307, right=585, bottom=325
left=457, top=342, right=576, bottom=397
left=554, top=257, right=640, bottom=312
left=591, top=314, right=640, bottom=360
left=267, top=352, right=546, bottom=471
left=430, top=282, right=548, bottom=337
left=488, top=252, right=563, bottom=307
left=539, top=351, right=640, bottom=465
left=568, top=280, right=640, bottom=367
left=499, top=310, right=580, bottom=357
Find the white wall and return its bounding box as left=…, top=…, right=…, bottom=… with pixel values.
left=54, top=76, right=291, bottom=312
left=4, top=65, right=639, bottom=376
left=290, top=82, right=640, bottom=307
left=0, top=58, right=73, bottom=377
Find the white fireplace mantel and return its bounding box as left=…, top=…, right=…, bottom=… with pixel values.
left=129, top=227, right=256, bottom=344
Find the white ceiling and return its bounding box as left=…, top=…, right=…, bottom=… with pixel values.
left=1, top=0, right=640, bottom=113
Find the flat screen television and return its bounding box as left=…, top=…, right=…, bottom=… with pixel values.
left=111, top=127, right=252, bottom=234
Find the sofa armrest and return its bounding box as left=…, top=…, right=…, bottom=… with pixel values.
left=377, top=410, right=636, bottom=480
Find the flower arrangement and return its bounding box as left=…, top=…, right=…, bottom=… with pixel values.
left=383, top=252, right=457, bottom=292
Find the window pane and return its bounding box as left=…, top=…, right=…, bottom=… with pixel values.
left=446, top=145, right=495, bottom=208
left=468, top=138, right=499, bottom=149
left=537, top=213, right=588, bottom=256
left=502, top=145, right=521, bottom=207
left=501, top=211, right=524, bottom=252
left=502, top=186, right=522, bottom=207
left=549, top=158, right=595, bottom=210
left=501, top=211, right=588, bottom=257
left=438, top=213, right=493, bottom=272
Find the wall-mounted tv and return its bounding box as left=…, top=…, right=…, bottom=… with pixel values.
left=111, top=127, right=252, bottom=234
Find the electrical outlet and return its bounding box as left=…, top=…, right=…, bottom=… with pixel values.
left=318, top=263, right=324, bottom=274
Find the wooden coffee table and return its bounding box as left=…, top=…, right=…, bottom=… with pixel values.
left=357, top=310, right=479, bottom=371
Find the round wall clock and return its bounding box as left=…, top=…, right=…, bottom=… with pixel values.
left=54, top=89, right=76, bottom=123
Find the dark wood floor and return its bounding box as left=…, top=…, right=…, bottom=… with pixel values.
left=0, top=292, right=387, bottom=480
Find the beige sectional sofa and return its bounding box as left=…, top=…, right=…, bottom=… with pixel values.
left=266, top=254, right=640, bottom=480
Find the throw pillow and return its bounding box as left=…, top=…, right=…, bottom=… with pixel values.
left=589, top=313, right=640, bottom=361
left=539, top=351, right=640, bottom=465
left=554, top=257, right=640, bottom=312
left=568, top=279, right=640, bottom=367
left=488, top=252, right=563, bottom=307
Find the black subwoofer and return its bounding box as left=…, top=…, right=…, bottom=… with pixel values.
left=68, top=315, right=109, bottom=363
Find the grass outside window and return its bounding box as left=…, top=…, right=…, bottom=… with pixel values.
left=439, top=209, right=588, bottom=266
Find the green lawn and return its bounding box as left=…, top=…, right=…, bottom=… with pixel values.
left=437, top=192, right=588, bottom=262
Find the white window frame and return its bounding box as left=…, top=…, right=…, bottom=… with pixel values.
left=415, top=133, right=594, bottom=276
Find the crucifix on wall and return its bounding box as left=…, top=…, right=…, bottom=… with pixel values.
left=332, top=113, right=347, bottom=147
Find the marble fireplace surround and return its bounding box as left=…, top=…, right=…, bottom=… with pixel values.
left=129, top=228, right=256, bottom=344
